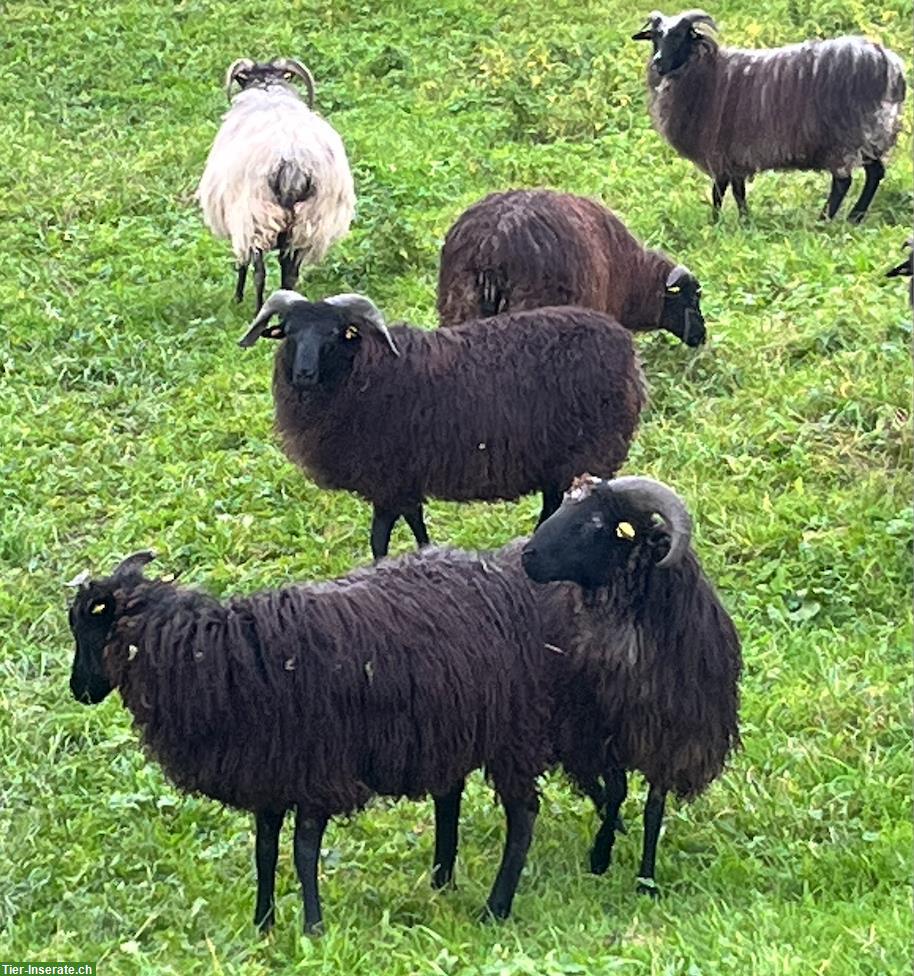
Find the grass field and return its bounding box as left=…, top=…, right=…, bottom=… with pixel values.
left=1, top=0, right=911, bottom=972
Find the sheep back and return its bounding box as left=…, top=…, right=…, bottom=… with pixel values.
left=437, top=190, right=670, bottom=332
left=273, top=307, right=646, bottom=511
left=650, top=36, right=906, bottom=178
left=197, top=86, right=355, bottom=262
left=100, top=548, right=550, bottom=816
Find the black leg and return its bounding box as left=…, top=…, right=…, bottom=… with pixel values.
left=253, top=809, right=286, bottom=931
left=589, top=768, right=628, bottom=875
left=636, top=783, right=667, bottom=898
left=484, top=796, right=538, bottom=920
left=292, top=812, right=328, bottom=935
left=253, top=249, right=266, bottom=311
left=370, top=506, right=400, bottom=560
left=234, top=262, right=248, bottom=303
left=403, top=503, right=430, bottom=550
left=280, top=249, right=306, bottom=290
left=711, top=176, right=729, bottom=217
left=848, top=160, right=885, bottom=224
left=431, top=779, right=464, bottom=889
left=537, top=485, right=563, bottom=527
left=822, top=174, right=852, bottom=220
left=731, top=177, right=748, bottom=218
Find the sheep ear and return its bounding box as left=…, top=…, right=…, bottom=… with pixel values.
left=632, top=10, right=662, bottom=40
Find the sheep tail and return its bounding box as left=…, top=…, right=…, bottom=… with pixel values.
left=477, top=268, right=507, bottom=316
left=269, top=160, right=315, bottom=211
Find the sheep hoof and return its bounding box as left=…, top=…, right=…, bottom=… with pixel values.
left=480, top=902, right=510, bottom=923
left=635, top=877, right=661, bottom=899
left=303, top=919, right=325, bottom=938
left=589, top=851, right=612, bottom=875
left=847, top=210, right=865, bottom=225
left=431, top=869, right=455, bottom=890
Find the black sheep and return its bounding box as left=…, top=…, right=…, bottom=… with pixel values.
left=239, top=289, right=646, bottom=559
left=67, top=549, right=550, bottom=932
left=437, top=189, right=706, bottom=346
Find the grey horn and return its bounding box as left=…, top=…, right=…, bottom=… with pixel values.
left=607, top=476, right=692, bottom=568
left=224, top=58, right=255, bottom=102
left=65, top=569, right=91, bottom=589
left=238, top=289, right=309, bottom=347
left=273, top=58, right=316, bottom=109
left=665, top=263, right=691, bottom=288
left=679, top=9, right=717, bottom=32
left=113, top=550, right=156, bottom=578
left=324, top=293, right=400, bottom=357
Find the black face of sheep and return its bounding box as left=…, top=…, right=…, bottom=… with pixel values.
left=521, top=475, right=692, bottom=589
left=660, top=266, right=705, bottom=346
left=67, top=551, right=156, bottom=704
left=632, top=11, right=717, bottom=77
left=238, top=290, right=401, bottom=390
left=224, top=57, right=315, bottom=106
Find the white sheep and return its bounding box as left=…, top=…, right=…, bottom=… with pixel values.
left=196, top=58, right=355, bottom=309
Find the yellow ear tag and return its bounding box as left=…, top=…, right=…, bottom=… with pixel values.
left=666, top=285, right=681, bottom=295
left=91, top=602, right=106, bottom=614
left=616, top=521, right=636, bottom=540
left=344, top=325, right=360, bottom=340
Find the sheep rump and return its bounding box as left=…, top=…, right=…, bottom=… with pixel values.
left=196, top=85, right=355, bottom=267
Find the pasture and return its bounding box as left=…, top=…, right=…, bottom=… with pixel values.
left=1, top=0, right=911, bottom=972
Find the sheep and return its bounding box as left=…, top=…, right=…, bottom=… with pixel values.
left=632, top=10, right=906, bottom=221
left=238, top=289, right=647, bottom=559
left=67, top=548, right=550, bottom=933
left=196, top=58, right=355, bottom=310
left=885, top=238, right=912, bottom=304
left=516, top=474, right=741, bottom=896
left=437, top=189, right=706, bottom=347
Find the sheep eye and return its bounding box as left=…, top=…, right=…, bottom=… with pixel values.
left=344, top=325, right=360, bottom=340
left=90, top=602, right=107, bottom=615
left=590, top=513, right=605, bottom=530
left=616, top=521, right=636, bottom=540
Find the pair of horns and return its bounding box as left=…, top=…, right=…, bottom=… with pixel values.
left=572, top=475, right=692, bottom=568
left=66, top=551, right=156, bottom=589
left=238, top=290, right=401, bottom=357
left=224, top=58, right=316, bottom=108
left=632, top=9, right=717, bottom=40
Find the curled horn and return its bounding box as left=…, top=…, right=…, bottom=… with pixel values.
left=238, top=289, right=309, bottom=347
left=324, top=294, right=400, bottom=357
left=606, top=476, right=692, bottom=568
left=665, top=264, right=690, bottom=289
left=632, top=10, right=663, bottom=41
left=272, top=58, right=316, bottom=109
left=65, top=569, right=91, bottom=589
left=113, top=550, right=156, bottom=578
left=224, top=58, right=255, bottom=102
left=679, top=9, right=717, bottom=34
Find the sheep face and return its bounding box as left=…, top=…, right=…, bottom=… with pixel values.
left=633, top=10, right=717, bottom=77
left=660, top=267, right=705, bottom=346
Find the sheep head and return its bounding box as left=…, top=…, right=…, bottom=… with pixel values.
left=632, top=10, right=718, bottom=75
left=224, top=57, right=316, bottom=107
left=521, top=475, right=693, bottom=589
left=661, top=264, right=706, bottom=346
left=239, top=290, right=400, bottom=391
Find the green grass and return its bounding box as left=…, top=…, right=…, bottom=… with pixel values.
left=1, top=0, right=911, bottom=972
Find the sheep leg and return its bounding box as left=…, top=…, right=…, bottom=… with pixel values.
left=822, top=174, right=852, bottom=220
left=403, top=503, right=431, bottom=550
left=711, top=177, right=729, bottom=218
left=635, top=784, right=666, bottom=898
left=589, top=768, right=627, bottom=875
left=536, top=485, right=563, bottom=526
left=847, top=160, right=885, bottom=224
left=280, top=249, right=306, bottom=290
left=731, top=178, right=748, bottom=219
left=234, top=262, right=248, bottom=303
left=253, top=808, right=286, bottom=931
left=293, top=812, right=328, bottom=935
left=431, top=779, right=464, bottom=889
left=370, top=507, right=400, bottom=560
left=483, top=795, right=538, bottom=920
left=252, top=249, right=267, bottom=312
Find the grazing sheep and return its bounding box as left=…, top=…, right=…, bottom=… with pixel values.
left=239, top=290, right=646, bottom=559
left=67, top=549, right=550, bottom=932
left=518, top=474, right=741, bottom=895
left=196, top=58, right=355, bottom=310
left=885, top=238, right=913, bottom=304
left=632, top=11, right=906, bottom=221
left=438, top=189, right=706, bottom=347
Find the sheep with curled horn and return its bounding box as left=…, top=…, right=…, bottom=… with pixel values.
left=515, top=474, right=741, bottom=897
left=196, top=58, right=355, bottom=310
left=632, top=10, right=906, bottom=221
left=66, top=547, right=550, bottom=932
left=238, top=289, right=646, bottom=559
left=438, top=189, right=706, bottom=347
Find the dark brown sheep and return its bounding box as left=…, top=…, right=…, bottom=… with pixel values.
left=67, top=548, right=550, bottom=933
left=517, top=475, right=741, bottom=895
left=437, top=189, right=706, bottom=346
left=239, top=290, right=647, bottom=558
left=633, top=11, right=906, bottom=220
